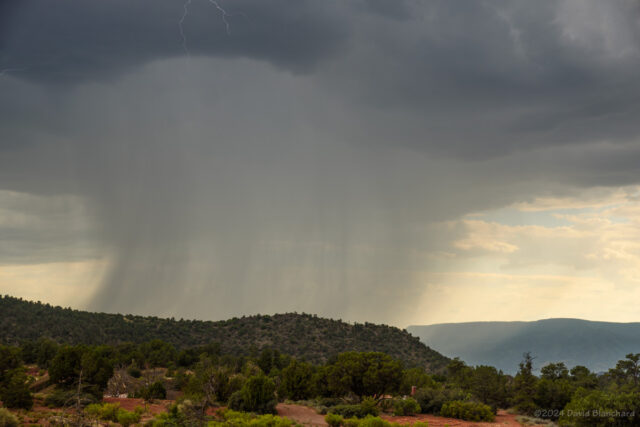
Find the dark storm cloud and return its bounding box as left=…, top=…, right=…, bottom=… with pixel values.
left=0, top=0, right=352, bottom=83
left=2, top=0, right=640, bottom=324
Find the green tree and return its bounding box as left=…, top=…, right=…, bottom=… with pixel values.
left=400, top=367, right=436, bottom=395
left=228, top=375, right=277, bottom=414
left=472, top=365, right=509, bottom=410
left=512, top=352, right=537, bottom=415
left=611, top=353, right=640, bottom=389
left=327, top=352, right=402, bottom=397
left=49, top=346, right=83, bottom=387
left=534, top=377, right=573, bottom=419
left=280, top=359, right=314, bottom=400
left=0, top=369, right=33, bottom=409
left=569, top=365, right=598, bottom=389
left=540, top=362, right=569, bottom=380
left=0, top=345, right=22, bottom=385
left=447, top=358, right=473, bottom=391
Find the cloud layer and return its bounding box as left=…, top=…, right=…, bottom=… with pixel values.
left=1, top=0, right=640, bottom=325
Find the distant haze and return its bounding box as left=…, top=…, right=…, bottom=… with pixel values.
left=408, top=318, right=640, bottom=374
left=2, top=1, right=640, bottom=326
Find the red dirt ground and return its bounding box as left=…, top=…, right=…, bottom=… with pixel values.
left=277, top=404, right=329, bottom=426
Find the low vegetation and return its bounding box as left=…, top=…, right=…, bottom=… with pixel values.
left=1, top=295, right=640, bottom=426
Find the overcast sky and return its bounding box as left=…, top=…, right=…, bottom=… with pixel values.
left=1, top=0, right=640, bottom=326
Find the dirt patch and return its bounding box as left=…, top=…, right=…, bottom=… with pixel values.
left=277, top=403, right=328, bottom=426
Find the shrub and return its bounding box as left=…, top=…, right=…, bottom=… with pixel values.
left=325, top=413, right=344, bottom=427
left=330, top=404, right=377, bottom=419
left=127, top=366, right=142, bottom=378
left=440, top=401, right=495, bottom=422
left=0, top=408, right=19, bottom=427
left=392, top=398, right=421, bottom=416
left=210, top=409, right=295, bottom=426
left=413, top=388, right=466, bottom=414
left=44, top=387, right=98, bottom=407
left=359, top=416, right=390, bottom=427
left=117, top=409, right=141, bottom=427
left=97, top=403, right=121, bottom=422
left=559, top=389, right=640, bottom=427
left=135, top=381, right=167, bottom=400
left=319, top=397, right=344, bottom=407
left=228, top=375, right=277, bottom=414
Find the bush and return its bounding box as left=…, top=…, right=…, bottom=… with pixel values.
left=135, top=381, right=167, bottom=400
left=210, top=409, right=295, bottom=426
left=97, top=403, right=121, bottom=422
left=0, top=408, right=19, bottom=427
left=359, top=416, right=391, bottom=427
left=440, top=401, right=495, bottom=422
left=393, top=398, right=421, bottom=416
left=325, top=413, right=344, bottom=427
left=413, top=388, right=466, bottom=414
left=85, top=403, right=141, bottom=426
left=228, top=375, right=277, bottom=414
left=117, top=409, right=142, bottom=427
left=329, top=398, right=380, bottom=419
left=43, top=387, right=98, bottom=407
left=127, top=366, right=142, bottom=378
left=559, top=389, right=640, bottom=427
left=319, top=397, right=344, bottom=407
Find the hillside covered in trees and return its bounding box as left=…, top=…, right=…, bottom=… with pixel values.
left=0, top=295, right=449, bottom=371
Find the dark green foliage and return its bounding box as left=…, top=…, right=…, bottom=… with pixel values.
left=512, top=352, right=537, bottom=415
left=470, top=365, right=509, bottom=411
left=49, top=346, right=82, bottom=386
left=569, top=365, right=598, bottom=389
left=328, top=398, right=380, bottom=419
left=135, top=381, right=166, bottom=400
left=325, top=413, right=344, bottom=427
left=127, top=366, right=142, bottom=378
left=279, top=359, right=314, bottom=400
left=228, top=375, right=277, bottom=414
left=541, top=362, right=569, bottom=380
left=560, top=389, right=640, bottom=427
left=534, top=376, right=574, bottom=419
left=413, top=387, right=467, bottom=414
left=0, top=345, right=21, bottom=384
left=392, top=397, right=421, bottom=416
left=439, top=400, right=495, bottom=422
left=609, top=353, right=640, bottom=390
left=44, top=387, right=98, bottom=407
left=399, top=367, right=436, bottom=395
left=327, top=352, right=403, bottom=397
left=0, top=368, right=33, bottom=409
left=0, top=296, right=449, bottom=371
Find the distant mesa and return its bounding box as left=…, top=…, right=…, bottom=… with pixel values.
left=408, top=318, right=640, bottom=374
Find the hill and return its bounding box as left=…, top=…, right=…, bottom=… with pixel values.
left=0, top=295, right=449, bottom=371
left=408, top=318, right=640, bottom=374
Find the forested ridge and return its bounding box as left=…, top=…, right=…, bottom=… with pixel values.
left=0, top=295, right=449, bottom=370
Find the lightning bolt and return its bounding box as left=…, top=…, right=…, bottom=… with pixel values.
left=179, top=0, right=237, bottom=57
left=179, top=0, right=192, bottom=56
left=207, top=0, right=231, bottom=35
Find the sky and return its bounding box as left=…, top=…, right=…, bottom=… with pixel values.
left=1, top=0, right=640, bottom=327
